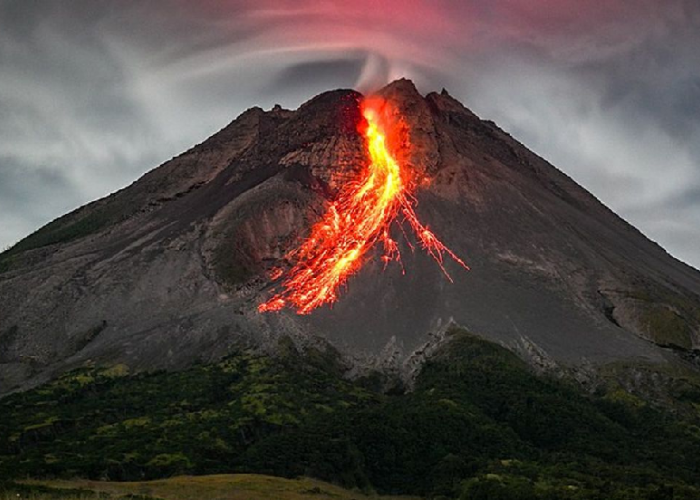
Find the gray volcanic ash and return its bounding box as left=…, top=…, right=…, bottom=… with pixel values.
left=1, top=79, right=699, bottom=394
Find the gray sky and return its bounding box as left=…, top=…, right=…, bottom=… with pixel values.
left=1, top=0, right=699, bottom=269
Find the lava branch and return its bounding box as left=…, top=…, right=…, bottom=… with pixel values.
left=258, top=97, right=468, bottom=315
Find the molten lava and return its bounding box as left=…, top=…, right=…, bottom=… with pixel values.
left=259, top=97, right=468, bottom=315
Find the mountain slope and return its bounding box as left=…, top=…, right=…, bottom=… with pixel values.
left=1, top=79, right=699, bottom=394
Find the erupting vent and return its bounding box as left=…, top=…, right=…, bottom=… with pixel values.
left=259, top=96, right=468, bottom=314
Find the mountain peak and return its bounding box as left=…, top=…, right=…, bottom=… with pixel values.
left=376, top=77, right=421, bottom=96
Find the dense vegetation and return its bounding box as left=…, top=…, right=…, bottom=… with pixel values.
left=2, top=330, right=700, bottom=499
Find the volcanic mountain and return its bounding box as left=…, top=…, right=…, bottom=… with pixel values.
left=1, top=79, right=699, bottom=394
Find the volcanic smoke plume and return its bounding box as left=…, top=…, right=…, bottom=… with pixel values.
left=259, top=96, right=468, bottom=314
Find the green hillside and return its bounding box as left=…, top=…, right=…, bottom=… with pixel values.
left=2, top=329, right=700, bottom=499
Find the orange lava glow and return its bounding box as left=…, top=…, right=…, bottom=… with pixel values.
left=258, top=97, right=468, bottom=315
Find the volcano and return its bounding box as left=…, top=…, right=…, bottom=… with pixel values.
left=1, top=79, right=699, bottom=394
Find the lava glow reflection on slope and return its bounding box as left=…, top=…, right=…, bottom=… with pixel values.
left=259, top=97, right=468, bottom=315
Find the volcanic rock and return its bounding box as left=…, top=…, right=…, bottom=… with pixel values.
left=1, top=79, right=700, bottom=394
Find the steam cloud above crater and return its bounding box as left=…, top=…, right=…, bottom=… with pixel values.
left=1, top=0, right=699, bottom=267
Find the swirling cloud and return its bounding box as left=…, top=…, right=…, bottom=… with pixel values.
left=1, top=0, right=698, bottom=266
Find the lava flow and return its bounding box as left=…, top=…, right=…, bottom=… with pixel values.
left=259, top=97, right=468, bottom=315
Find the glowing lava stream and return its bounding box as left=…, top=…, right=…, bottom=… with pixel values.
left=259, top=97, right=468, bottom=315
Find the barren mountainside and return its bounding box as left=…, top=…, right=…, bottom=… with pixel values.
left=1, top=79, right=700, bottom=394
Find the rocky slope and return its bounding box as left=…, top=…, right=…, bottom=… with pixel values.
left=1, top=79, right=699, bottom=394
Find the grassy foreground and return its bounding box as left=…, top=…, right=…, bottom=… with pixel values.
left=6, top=474, right=417, bottom=500
left=3, top=329, right=700, bottom=498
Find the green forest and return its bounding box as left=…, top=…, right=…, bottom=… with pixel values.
left=2, top=329, right=700, bottom=499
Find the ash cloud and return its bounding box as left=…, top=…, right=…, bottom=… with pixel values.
left=1, top=0, right=699, bottom=268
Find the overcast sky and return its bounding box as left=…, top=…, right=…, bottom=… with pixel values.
left=1, top=0, right=699, bottom=269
